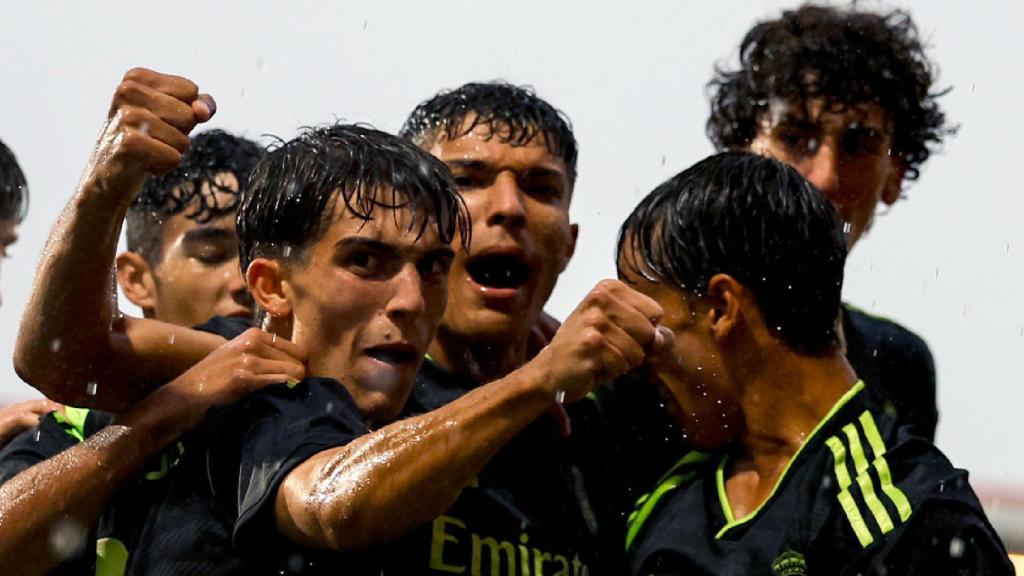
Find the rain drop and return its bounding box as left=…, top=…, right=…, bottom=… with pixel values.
left=842, top=222, right=852, bottom=234
left=948, top=536, right=965, bottom=558
left=86, top=382, right=98, bottom=396
left=50, top=339, right=62, bottom=353
left=970, top=82, right=976, bottom=94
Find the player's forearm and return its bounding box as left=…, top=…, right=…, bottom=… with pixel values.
left=14, top=177, right=139, bottom=408
left=277, top=363, right=557, bottom=551
left=0, top=387, right=202, bottom=575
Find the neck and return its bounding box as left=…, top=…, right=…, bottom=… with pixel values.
left=428, top=326, right=529, bottom=383
left=733, top=344, right=858, bottom=482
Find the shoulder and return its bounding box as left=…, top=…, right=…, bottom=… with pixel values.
left=843, top=305, right=934, bottom=365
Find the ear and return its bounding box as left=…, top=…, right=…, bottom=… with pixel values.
left=881, top=158, right=907, bottom=206
left=704, top=273, right=744, bottom=341
left=115, top=251, right=157, bottom=313
left=559, top=223, right=579, bottom=273
left=246, top=258, right=292, bottom=319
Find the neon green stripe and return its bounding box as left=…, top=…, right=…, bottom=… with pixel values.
left=52, top=407, right=89, bottom=442
left=825, top=436, right=874, bottom=547
left=625, top=451, right=710, bottom=551
left=842, top=423, right=894, bottom=534
left=713, top=381, right=867, bottom=540
left=858, top=411, right=912, bottom=522
left=96, top=537, right=128, bottom=576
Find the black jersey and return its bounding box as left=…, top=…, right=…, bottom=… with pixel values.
left=625, top=381, right=1011, bottom=575
left=843, top=305, right=938, bottom=440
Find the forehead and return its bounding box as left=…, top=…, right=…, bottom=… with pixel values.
left=316, top=201, right=445, bottom=252
left=762, top=97, right=892, bottom=131
left=428, top=119, right=570, bottom=178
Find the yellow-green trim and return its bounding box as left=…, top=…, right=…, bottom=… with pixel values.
left=825, top=436, right=875, bottom=547
left=624, top=451, right=710, bottom=551
left=713, top=380, right=866, bottom=540
left=52, top=407, right=90, bottom=442
left=96, top=537, right=129, bottom=576
left=858, top=411, right=912, bottom=522
left=842, top=423, right=894, bottom=534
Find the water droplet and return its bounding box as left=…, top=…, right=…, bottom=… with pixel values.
left=283, top=245, right=293, bottom=258
left=34, top=429, right=41, bottom=442
left=86, top=382, right=98, bottom=396
left=935, top=269, right=940, bottom=280
left=970, top=82, right=976, bottom=94
left=50, top=339, right=62, bottom=353
left=842, top=221, right=852, bottom=234
left=660, top=155, right=667, bottom=166
left=1005, top=242, right=1011, bottom=254
left=169, top=334, right=176, bottom=345
left=363, top=19, right=368, bottom=30
left=949, top=536, right=965, bottom=558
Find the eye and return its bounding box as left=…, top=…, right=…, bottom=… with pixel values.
left=344, top=250, right=379, bottom=273
left=840, top=127, right=886, bottom=156
left=418, top=253, right=453, bottom=278
left=189, top=244, right=233, bottom=265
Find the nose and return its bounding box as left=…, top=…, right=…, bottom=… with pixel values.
left=226, top=262, right=253, bottom=308
left=485, top=172, right=527, bottom=229
left=801, top=139, right=841, bottom=200
left=386, top=264, right=426, bottom=323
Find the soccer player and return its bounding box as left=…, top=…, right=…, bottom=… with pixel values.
left=0, top=70, right=306, bottom=575
left=0, top=138, right=62, bottom=448
left=706, top=4, right=950, bottom=439
left=621, top=152, right=1010, bottom=575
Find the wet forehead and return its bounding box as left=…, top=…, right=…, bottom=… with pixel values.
left=320, top=204, right=446, bottom=254
left=429, top=122, right=569, bottom=178
left=762, top=97, right=892, bottom=132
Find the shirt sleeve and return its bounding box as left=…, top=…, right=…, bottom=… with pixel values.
left=0, top=411, right=82, bottom=483
left=205, top=378, right=369, bottom=555
left=853, top=499, right=1013, bottom=576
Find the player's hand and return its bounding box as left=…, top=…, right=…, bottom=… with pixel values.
left=81, top=67, right=216, bottom=202
left=165, top=328, right=307, bottom=410
left=0, top=398, right=63, bottom=448
left=529, top=279, right=667, bottom=405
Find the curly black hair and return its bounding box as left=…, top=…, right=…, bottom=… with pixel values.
left=126, top=129, right=263, bottom=263
left=707, top=3, right=953, bottom=180
left=400, top=81, right=578, bottom=183
left=0, top=138, right=28, bottom=222
left=237, top=123, right=470, bottom=273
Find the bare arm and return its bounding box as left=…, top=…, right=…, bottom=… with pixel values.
left=275, top=280, right=667, bottom=551
left=0, top=329, right=305, bottom=576
left=13, top=68, right=220, bottom=411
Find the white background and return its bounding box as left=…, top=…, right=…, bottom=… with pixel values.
left=0, top=1, right=1020, bottom=491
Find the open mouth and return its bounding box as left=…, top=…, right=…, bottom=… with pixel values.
left=365, top=344, right=419, bottom=366
left=465, top=253, right=531, bottom=289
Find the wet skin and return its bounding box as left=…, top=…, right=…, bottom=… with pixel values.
left=267, top=204, right=454, bottom=425
left=426, top=122, right=577, bottom=371
left=750, top=98, right=905, bottom=248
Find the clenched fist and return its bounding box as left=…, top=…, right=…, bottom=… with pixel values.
left=81, top=67, right=216, bottom=203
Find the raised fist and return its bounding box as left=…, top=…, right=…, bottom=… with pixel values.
left=82, top=67, right=216, bottom=201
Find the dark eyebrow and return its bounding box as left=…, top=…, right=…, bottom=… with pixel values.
left=334, top=237, right=401, bottom=258
left=426, top=245, right=456, bottom=260
left=182, top=227, right=235, bottom=243
left=445, top=159, right=491, bottom=171
left=521, top=166, right=568, bottom=182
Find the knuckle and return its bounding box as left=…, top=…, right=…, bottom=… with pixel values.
left=122, top=67, right=150, bottom=82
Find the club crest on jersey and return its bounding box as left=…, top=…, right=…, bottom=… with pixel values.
left=771, top=549, right=807, bottom=576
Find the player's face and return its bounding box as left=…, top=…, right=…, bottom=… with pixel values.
left=618, top=251, right=741, bottom=450
left=149, top=176, right=252, bottom=326
left=427, top=120, right=576, bottom=347
left=284, top=203, right=454, bottom=424
left=0, top=218, right=18, bottom=307
left=750, top=98, right=905, bottom=248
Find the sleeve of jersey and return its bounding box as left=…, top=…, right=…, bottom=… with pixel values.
left=856, top=498, right=1013, bottom=575
left=0, top=412, right=82, bottom=484
left=193, top=315, right=255, bottom=339
left=213, top=378, right=369, bottom=554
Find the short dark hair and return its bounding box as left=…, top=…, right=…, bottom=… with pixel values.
left=237, top=123, right=470, bottom=274
left=618, top=152, right=846, bottom=355
left=399, top=81, right=578, bottom=183
left=126, top=130, right=262, bottom=264
left=0, top=138, right=28, bottom=222
left=707, top=4, right=952, bottom=180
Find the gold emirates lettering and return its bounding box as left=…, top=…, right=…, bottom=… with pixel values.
left=429, top=515, right=590, bottom=576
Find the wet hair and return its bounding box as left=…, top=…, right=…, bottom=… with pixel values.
left=707, top=3, right=952, bottom=180
left=618, top=152, right=846, bottom=355
left=126, top=130, right=263, bottom=264
left=399, top=81, right=578, bottom=183
left=0, top=138, right=28, bottom=222
left=237, top=123, right=470, bottom=273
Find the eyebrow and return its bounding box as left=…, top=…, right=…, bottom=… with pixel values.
left=182, top=228, right=235, bottom=243
left=335, top=237, right=455, bottom=260
left=445, top=158, right=567, bottom=181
